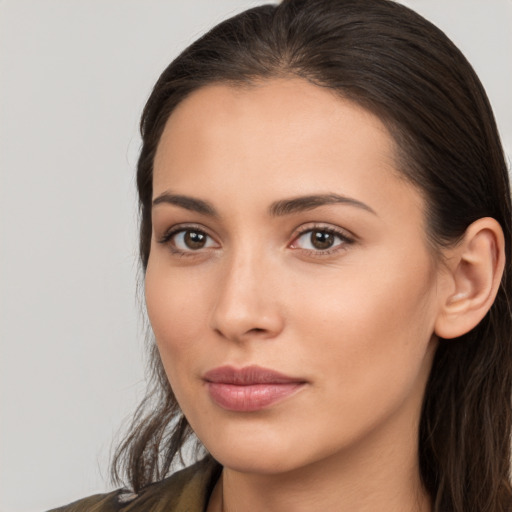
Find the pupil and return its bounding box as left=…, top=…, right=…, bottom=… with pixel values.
left=185, top=231, right=206, bottom=249
left=312, top=230, right=334, bottom=250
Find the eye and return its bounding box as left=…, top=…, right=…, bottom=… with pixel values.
left=290, top=227, right=353, bottom=253
left=159, top=227, right=218, bottom=253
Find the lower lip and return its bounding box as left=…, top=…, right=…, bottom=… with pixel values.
left=207, top=382, right=305, bottom=412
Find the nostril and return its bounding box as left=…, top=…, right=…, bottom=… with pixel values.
left=249, top=328, right=266, bottom=334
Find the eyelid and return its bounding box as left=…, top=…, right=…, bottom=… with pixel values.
left=288, top=223, right=356, bottom=253
left=156, top=222, right=355, bottom=257
left=157, top=223, right=220, bottom=254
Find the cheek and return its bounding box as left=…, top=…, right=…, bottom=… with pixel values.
left=144, top=256, right=211, bottom=374
left=292, top=251, right=438, bottom=406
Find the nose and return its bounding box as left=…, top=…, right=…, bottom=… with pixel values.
left=209, top=251, right=285, bottom=343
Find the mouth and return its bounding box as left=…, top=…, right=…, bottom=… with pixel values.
left=203, top=365, right=307, bottom=412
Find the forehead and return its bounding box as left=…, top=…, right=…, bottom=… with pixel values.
left=152, top=78, right=425, bottom=236
left=154, top=78, right=398, bottom=188
left=157, top=79, right=394, bottom=150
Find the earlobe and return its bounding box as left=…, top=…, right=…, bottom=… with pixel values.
left=434, top=217, right=505, bottom=339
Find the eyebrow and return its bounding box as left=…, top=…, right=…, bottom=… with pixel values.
left=152, top=193, right=217, bottom=216
left=269, top=194, right=376, bottom=217
left=152, top=192, right=376, bottom=217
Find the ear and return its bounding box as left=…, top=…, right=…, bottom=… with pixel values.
left=435, top=217, right=505, bottom=339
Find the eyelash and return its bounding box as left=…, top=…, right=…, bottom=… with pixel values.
left=290, top=224, right=355, bottom=255
left=157, top=223, right=355, bottom=257
left=158, top=224, right=217, bottom=257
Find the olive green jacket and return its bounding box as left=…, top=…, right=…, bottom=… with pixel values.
left=48, top=458, right=221, bottom=512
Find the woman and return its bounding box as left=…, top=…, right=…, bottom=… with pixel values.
left=52, top=0, right=512, bottom=511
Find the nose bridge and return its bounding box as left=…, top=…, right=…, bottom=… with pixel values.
left=210, top=242, right=283, bottom=341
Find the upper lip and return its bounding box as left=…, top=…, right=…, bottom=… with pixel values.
left=203, top=365, right=305, bottom=385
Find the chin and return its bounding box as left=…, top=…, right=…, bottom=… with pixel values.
left=211, top=449, right=301, bottom=475
left=199, top=428, right=300, bottom=475
left=202, top=426, right=338, bottom=477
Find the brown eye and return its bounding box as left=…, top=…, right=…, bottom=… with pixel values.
left=291, top=227, right=352, bottom=253
left=169, top=229, right=217, bottom=252
left=310, top=230, right=335, bottom=250
left=184, top=230, right=207, bottom=249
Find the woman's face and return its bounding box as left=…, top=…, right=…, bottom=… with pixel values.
left=146, top=78, right=444, bottom=475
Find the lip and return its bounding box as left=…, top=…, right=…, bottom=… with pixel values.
left=203, top=365, right=307, bottom=412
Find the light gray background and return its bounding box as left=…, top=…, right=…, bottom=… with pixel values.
left=1, top=1, right=511, bottom=511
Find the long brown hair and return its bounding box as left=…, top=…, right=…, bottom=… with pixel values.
left=112, top=1, right=512, bottom=510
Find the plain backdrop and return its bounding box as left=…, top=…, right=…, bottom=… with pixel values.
left=1, top=1, right=511, bottom=511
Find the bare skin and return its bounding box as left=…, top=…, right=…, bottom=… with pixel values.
left=145, top=78, right=504, bottom=512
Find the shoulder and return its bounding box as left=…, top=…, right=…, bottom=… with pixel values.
left=47, top=489, right=122, bottom=512
left=48, top=457, right=221, bottom=512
